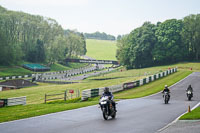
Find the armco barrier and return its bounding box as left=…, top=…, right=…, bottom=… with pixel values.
left=0, top=65, right=93, bottom=81
left=91, top=88, right=99, bottom=97
left=123, top=82, right=137, bottom=90
left=81, top=68, right=177, bottom=101
left=82, top=89, right=92, bottom=100
left=7, top=96, right=26, bottom=106
left=109, top=84, right=123, bottom=93
left=81, top=68, right=177, bottom=100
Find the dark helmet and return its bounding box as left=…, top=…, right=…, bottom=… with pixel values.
left=104, top=87, right=109, bottom=93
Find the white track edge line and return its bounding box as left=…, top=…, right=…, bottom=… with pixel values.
left=157, top=101, right=200, bottom=132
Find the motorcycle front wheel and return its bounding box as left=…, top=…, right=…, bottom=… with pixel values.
left=103, top=110, right=108, bottom=120
left=164, top=96, right=168, bottom=104
left=111, top=111, right=116, bottom=119
left=188, top=96, right=191, bottom=101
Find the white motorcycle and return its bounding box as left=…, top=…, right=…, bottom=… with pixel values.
left=99, top=96, right=116, bottom=120
left=186, top=90, right=193, bottom=101
left=163, top=92, right=170, bottom=104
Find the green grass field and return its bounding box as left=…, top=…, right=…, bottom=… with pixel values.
left=86, top=39, right=117, bottom=60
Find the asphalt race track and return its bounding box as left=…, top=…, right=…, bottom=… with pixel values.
left=1, top=72, right=200, bottom=133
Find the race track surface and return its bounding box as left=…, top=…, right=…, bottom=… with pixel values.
left=1, top=72, right=200, bottom=133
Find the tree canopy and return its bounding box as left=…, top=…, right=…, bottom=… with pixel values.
left=117, top=14, right=200, bottom=69
left=0, top=6, right=86, bottom=66
left=84, top=31, right=115, bottom=41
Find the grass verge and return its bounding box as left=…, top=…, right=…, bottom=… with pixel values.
left=180, top=106, right=200, bottom=120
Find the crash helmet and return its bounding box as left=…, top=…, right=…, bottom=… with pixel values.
left=104, top=87, right=109, bottom=93
left=165, top=85, right=168, bottom=88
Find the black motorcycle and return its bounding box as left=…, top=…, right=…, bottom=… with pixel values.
left=163, top=92, right=170, bottom=104
left=186, top=90, right=193, bottom=101
left=99, top=96, right=116, bottom=120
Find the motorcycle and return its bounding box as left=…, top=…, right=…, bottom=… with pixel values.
left=99, top=96, right=116, bottom=120
left=186, top=90, right=193, bottom=101
left=163, top=92, right=170, bottom=104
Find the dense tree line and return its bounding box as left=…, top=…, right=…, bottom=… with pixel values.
left=84, top=31, right=115, bottom=41
left=116, top=14, right=200, bottom=69
left=0, top=6, right=86, bottom=66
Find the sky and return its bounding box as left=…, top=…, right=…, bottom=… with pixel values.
left=0, top=0, right=200, bottom=36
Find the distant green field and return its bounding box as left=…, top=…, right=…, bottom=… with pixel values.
left=86, top=39, right=117, bottom=60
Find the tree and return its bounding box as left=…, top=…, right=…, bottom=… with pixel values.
left=117, top=35, right=122, bottom=40
left=84, top=31, right=116, bottom=40
left=181, top=14, right=200, bottom=61
left=153, top=19, right=185, bottom=65
left=116, top=22, right=156, bottom=69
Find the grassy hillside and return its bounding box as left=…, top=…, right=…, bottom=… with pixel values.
left=86, top=39, right=117, bottom=60
left=0, top=66, right=32, bottom=77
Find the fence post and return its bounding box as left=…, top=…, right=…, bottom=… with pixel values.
left=45, top=94, right=47, bottom=103
left=64, top=91, right=67, bottom=101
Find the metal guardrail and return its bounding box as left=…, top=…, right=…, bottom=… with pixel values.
left=81, top=68, right=178, bottom=100
left=6, top=96, right=26, bottom=106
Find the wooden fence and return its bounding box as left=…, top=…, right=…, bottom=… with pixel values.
left=45, top=89, right=80, bottom=103
left=45, top=91, right=67, bottom=103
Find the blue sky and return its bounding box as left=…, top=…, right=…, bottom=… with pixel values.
left=0, top=0, right=200, bottom=36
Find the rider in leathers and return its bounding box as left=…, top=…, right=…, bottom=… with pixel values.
left=162, top=85, right=170, bottom=99
left=100, top=87, right=117, bottom=112
left=186, top=84, right=193, bottom=97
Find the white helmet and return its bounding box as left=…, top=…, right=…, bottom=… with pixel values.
left=165, top=85, right=168, bottom=87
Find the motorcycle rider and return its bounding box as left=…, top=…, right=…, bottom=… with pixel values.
left=100, top=87, right=117, bottom=112
left=186, top=84, right=193, bottom=97
left=162, top=85, right=170, bottom=99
